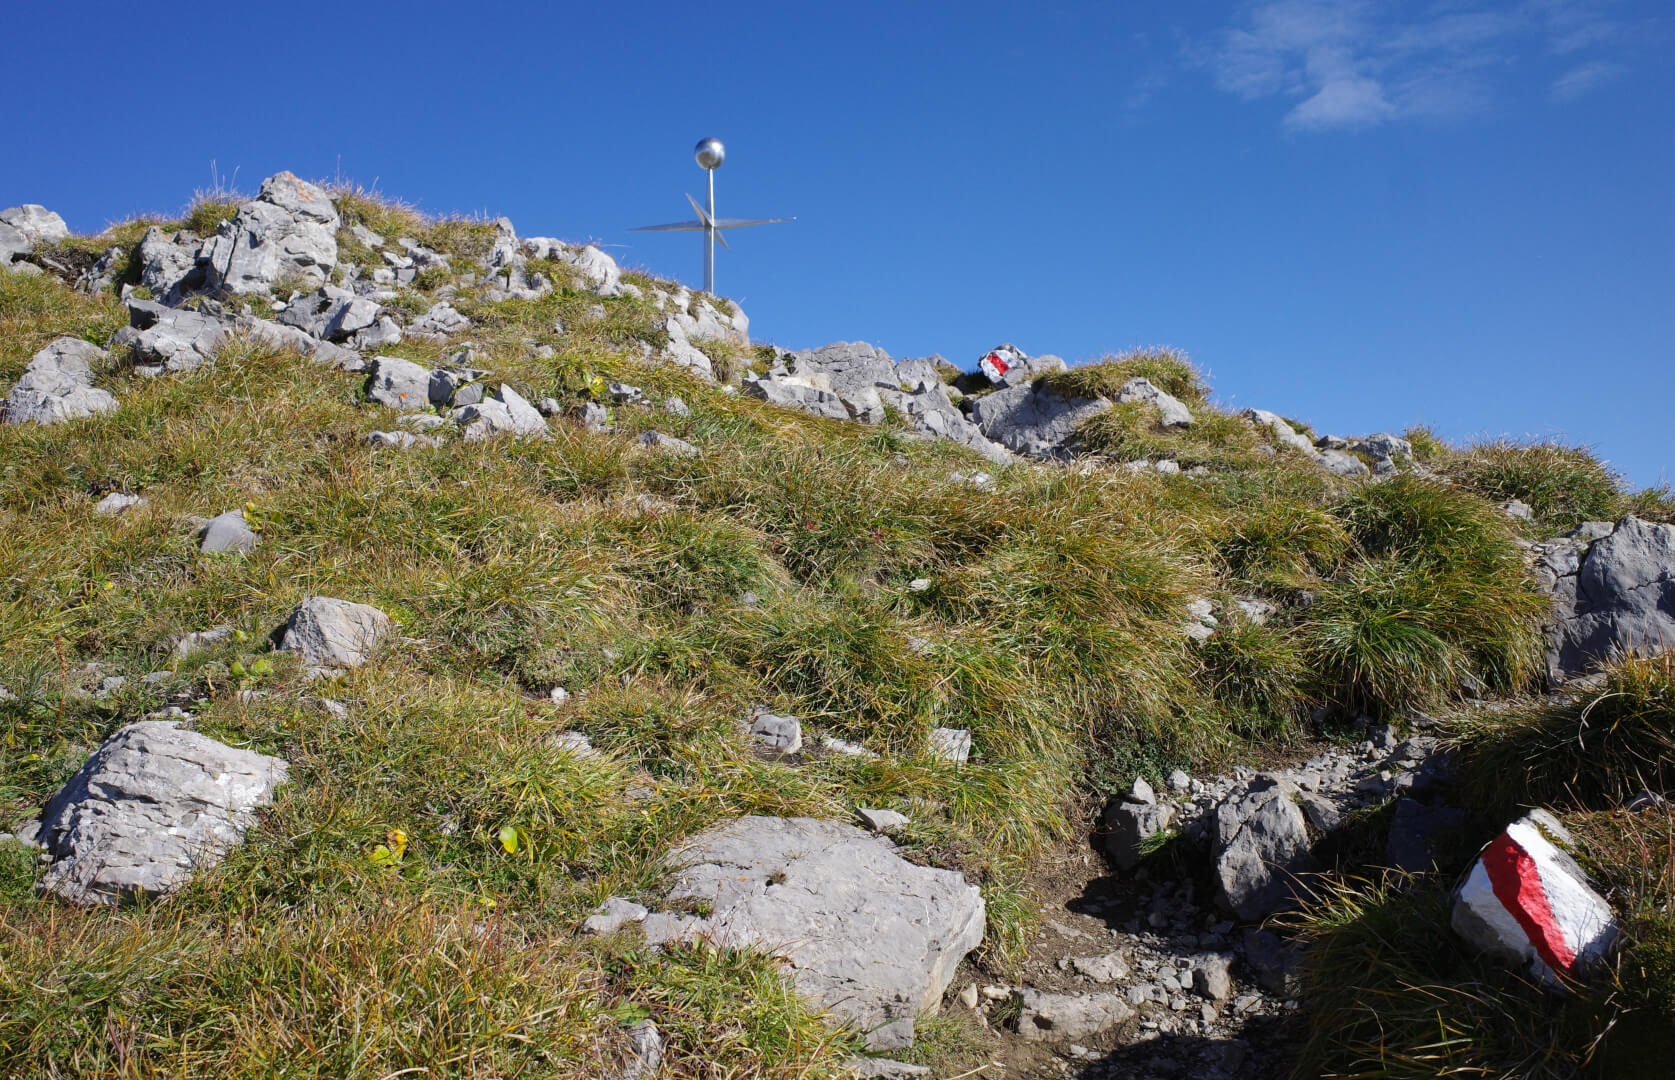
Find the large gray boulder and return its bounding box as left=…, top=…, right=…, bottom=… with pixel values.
left=1, top=204, right=70, bottom=245
left=969, top=380, right=1111, bottom=457
left=277, top=285, right=380, bottom=343
left=278, top=596, right=392, bottom=668
left=786, top=342, right=899, bottom=413
left=645, top=816, right=985, bottom=1050
left=201, top=172, right=339, bottom=293
left=568, top=244, right=623, bottom=297
left=3, top=337, right=116, bottom=425
left=1546, top=517, right=1675, bottom=680
left=21, top=720, right=288, bottom=904
left=1212, top=778, right=1312, bottom=920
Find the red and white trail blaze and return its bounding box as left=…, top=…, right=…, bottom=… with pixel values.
left=1453, top=810, right=1616, bottom=983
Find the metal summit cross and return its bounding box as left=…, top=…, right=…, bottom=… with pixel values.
left=632, top=137, right=792, bottom=294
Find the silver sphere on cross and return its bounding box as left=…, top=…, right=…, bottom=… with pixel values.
left=694, top=137, right=725, bottom=170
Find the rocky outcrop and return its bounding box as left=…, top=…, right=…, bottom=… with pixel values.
left=117, top=300, right=230, bottom=374
left=742, top=342, right=1012, bottom=464
left=642, top=816, right=985, bottom=1050
left=3, top=337, right=116, bottom=425
left=1016, top=988, right=1133, bottom=1042
left=1540, top=516, right=1675, bottom=681
left=201, top=172, right=340, bottom=293
left=18, top=720, right=288, bottom=904
left=969, top=379, right=1110, bottom=458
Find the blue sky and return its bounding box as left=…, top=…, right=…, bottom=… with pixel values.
left=5, top=1, right=1671, bottom=485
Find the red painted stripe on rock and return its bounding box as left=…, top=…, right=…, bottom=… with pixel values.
left=986, top=352, right=1009, bottom=375
left=1481, top=831, right=1577, bottom=974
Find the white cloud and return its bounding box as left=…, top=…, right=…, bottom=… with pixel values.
left=1204, top=0, right=1632, bottom=132
left=1287, top=75, right=1395, bottom=130
left=1551, top=59, right=1625, bottom=101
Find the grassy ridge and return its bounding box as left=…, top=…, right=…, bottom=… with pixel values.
left=0, top=193, right=1660, bottom=1076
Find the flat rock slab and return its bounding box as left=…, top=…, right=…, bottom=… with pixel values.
left=1016, top=988, right=1134, bottom=1042
left=656, top=816, right=985, bottom=1050
left=24, top=720, right=287, bottom=904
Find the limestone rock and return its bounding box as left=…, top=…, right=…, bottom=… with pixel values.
left=1104, top=794, right=1177, bottom=871
left=1452, top=809, right=1617, bottom=983
left=637, top=431, right=699, bottom=456
left=173, top=626, right=234, bottom=659
left=748, top=707, right=803, bottom=756
left=4, top=337, right=116, bottom=425
left=0, top=204, right=71, bottom=245
left=124, top=300, right=229, bottom=373
left=1, top=219, right=35, bottom=265
left=653, top=816, right=985, bottom=1050
left=1212, top=779, right=1311, bottom=920
left=1015, top=989, right=1133, bottom=1042
left=94, top=492, right=145, bottom=515
left=409, top=301, right=472, bottom=337
left=367, top=430, right=440, bottom=450
left=137, top=226, right=202, bottom=300
left=929, top=727, right=971, bottom=764
left=1546, top=517, right=1675, bottom=680
left=454, top=384, right=548, bottom=441
left=977, top=344, right=1067, bottom=389
left=568, top=244, right=623, bottom=296
left=969, top=380, right=1111, bottom=458
left=858, top=807, right=910, bottom=833
left=844, top=1058, right=930, bottom=1079
left=743, top=375, right=850, bottom=421
left=1070, top=953, right=1131, bottom=982
left=1240, top=409, right=1319, bottom=459
left=199, top=509, right=258, bottom=554
left=236, top=315, right=362, bottom=370
left=25, top=720, right=287, bottom=904
left=365, top=356, right=436, bottom=410
left=583, top=896, right=650, bottom=936
left=201, top=172, right=340, bottom=293
left=278, top=596, right=392, bottom=669
left=1318, top=448, right=1370, bottom=477
left=1114, top=376, right=1193, bottom=427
